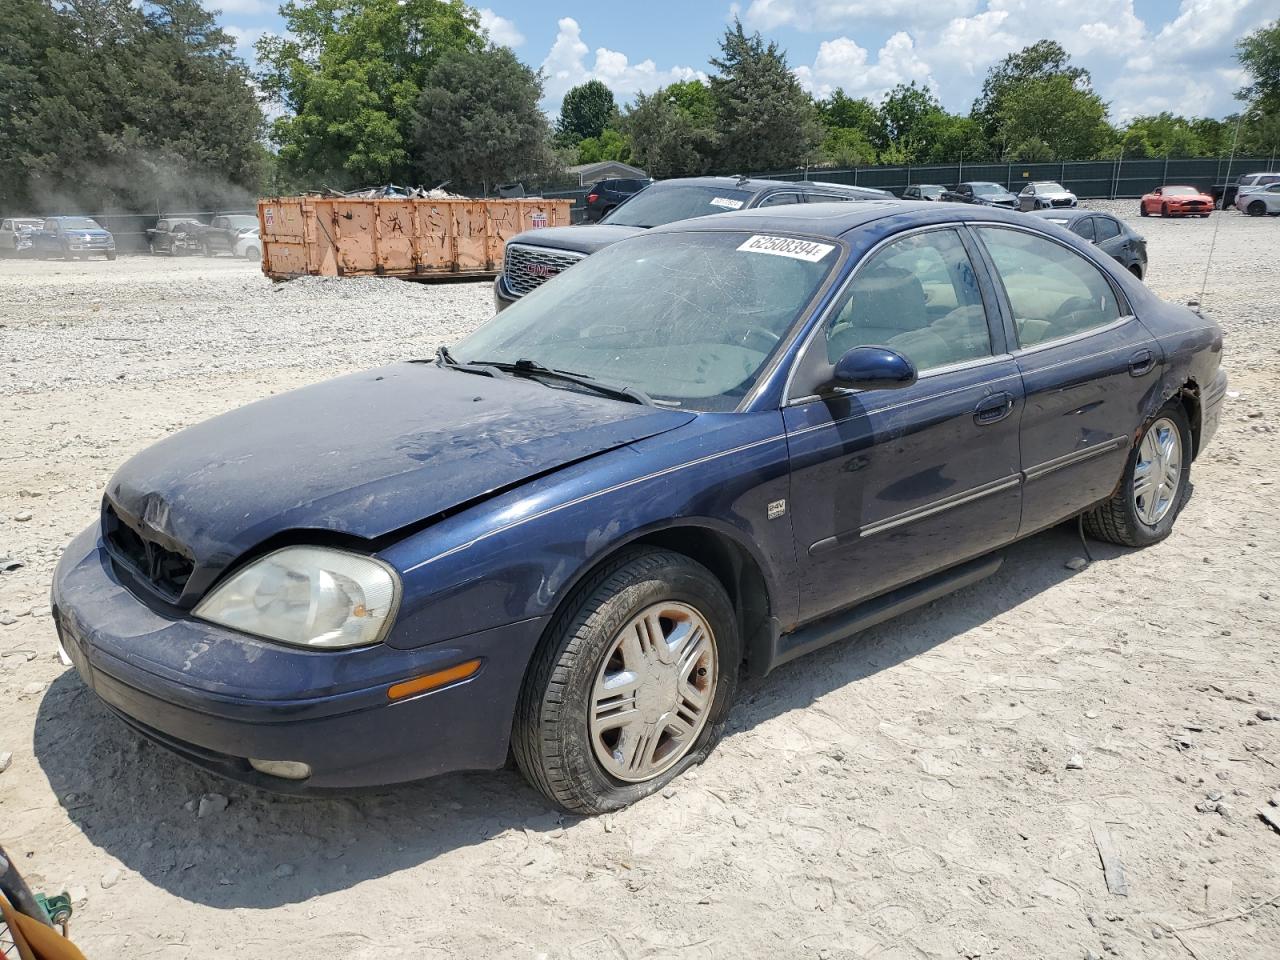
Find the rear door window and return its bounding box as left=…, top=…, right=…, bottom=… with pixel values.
left=976, top=227, right=1123, bottom=348
left=756, top=192, right=804, bottom=207
left=1072, top=217, right=1096, bottom=242
left=1094, top=217, right=1121, bottom=241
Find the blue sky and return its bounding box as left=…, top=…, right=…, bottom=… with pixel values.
left=218, top=1, right=1275, bottom=123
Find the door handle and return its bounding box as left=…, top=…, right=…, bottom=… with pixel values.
left=974, top=392, right=1014, bottom=425
left=1128, top=349, right=1155, bottom=377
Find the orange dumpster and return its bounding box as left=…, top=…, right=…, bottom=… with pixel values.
left=256, top=196, right=573, bottom=281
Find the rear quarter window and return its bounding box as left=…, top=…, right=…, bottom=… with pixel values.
left=976, top=227, right=1124, bottom=348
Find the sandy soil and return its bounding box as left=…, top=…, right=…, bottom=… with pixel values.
left=1, top=212, right=1278, bottom=960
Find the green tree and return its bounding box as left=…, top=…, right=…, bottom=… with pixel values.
left=556, top=79, right=617, bottom=144
left=972, top=40, right=1090, bottom=148
left=1120, top=113, right=1204, bottom=158
left=1237, top=20, right=1280, bottom=106
left=577, top=128, right=631, bottom=164
left=622, top=86, right=717, bottom=178
left=257, top=0, right=482, bottom=187
left=995, top=73, right=1114, bottom=160
left=876, top=82, right=944, bottom=160
left=708, top=22, right=821, bottom=172
left=412, top=44, right=552, bottom=194
left=1, top=0, right=264, bottom=214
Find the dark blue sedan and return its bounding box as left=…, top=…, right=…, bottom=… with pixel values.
left=52, top=202, right=1227, bottom=813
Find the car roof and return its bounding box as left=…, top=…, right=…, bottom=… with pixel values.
left=1027, top=208, right=1099, bottom=222
left=650, top=175, right=866, bottom=195
left=649, top=199, right=1039, bottom=240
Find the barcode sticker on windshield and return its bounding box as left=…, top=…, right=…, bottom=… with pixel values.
left=710, top=197, right=744, bottom=210
left=737, top=235, right=836, bottom=262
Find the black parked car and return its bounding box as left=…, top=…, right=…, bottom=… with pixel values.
left=147, top=218, right=204, bottom=256
left=1030, top=209, right=1148, bottom=279
left=583, top=178, right=651, bottom=222
left=902, top=184, right=945, bottom=201
left=942, top=182, right=1019, bottom=208
left=496, top=176, right=888, bottom=309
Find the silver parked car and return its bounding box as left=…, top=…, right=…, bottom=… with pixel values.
left=1018, top=181, right=1078, bottom=211
left=1236, top=182, right=1280, bottom=216
left=0, top=217, right=42, bottom=256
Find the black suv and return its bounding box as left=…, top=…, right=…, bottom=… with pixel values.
left=496, top=176, right=892, bottom=309
left=941, top=182, right=1019, bottom=208
left=902, top=184, right=945, bottom=201
left=583, top=178, right=651, bottom=222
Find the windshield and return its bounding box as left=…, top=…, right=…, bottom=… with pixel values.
left=1164, top=185, right=1200, bottom=195
left=223, top=216, right=258, bottom=229
left=60, top=217, right=101, bottom=229
left=454, top=231, right=840, bottom=411
left=601, top=184, right=755, bottom=228
left=1035, top=182, right=1066, bottom=192
left=971, top=183, right=1006, bottom=196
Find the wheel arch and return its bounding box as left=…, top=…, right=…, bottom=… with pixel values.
left=1176, top=378, right=1203, bottom=460
left=527, top=519, right=779, bottom=684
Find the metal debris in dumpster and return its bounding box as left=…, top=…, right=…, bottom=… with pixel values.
left=256, top=197, right=573, bottom=281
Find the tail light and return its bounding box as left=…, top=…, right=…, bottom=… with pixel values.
left=587, top=193, right=599, bottom=204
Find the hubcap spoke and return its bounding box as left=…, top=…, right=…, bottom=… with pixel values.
left=589, top=601, right=718, bottom=784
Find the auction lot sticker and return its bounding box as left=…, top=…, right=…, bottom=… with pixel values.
left=737, top=234, right=835, bottom=262
left=710, top=197, right=745, bottom=210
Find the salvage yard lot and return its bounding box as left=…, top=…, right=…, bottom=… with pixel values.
left=1, top=208, right=1278, bottom=959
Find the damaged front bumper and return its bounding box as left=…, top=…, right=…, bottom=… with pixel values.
left=51, top=526, right=545, bottom=791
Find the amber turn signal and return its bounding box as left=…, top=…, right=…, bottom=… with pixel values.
left=387, top=659, right=482, bottom=701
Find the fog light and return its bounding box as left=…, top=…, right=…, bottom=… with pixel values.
left=249, top=758, right=312, bottom=780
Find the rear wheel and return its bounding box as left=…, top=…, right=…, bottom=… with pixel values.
left=513, top=548, right=739, bottom=814
left=1084, top=400, right=1192, bottom=547
left=1248, top=200, right=1266, bottom=217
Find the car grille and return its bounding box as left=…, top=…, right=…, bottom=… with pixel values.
left=1182, top=200, right=1208, bottom=209
left=102, top=502, right=194, bottom=601
left=1049, top=198, right=1075, bottom=207
left=502, top=243, right=586, bottom=298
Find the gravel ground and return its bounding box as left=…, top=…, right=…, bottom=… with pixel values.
left=1, top=211, right=1278, bottom=960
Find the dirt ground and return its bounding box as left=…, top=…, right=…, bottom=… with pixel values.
left=1, top=210, right=1278, bottom=960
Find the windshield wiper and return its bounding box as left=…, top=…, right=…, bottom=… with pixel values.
left=472, top=358, right=654, bottom=406
left=426, top=344, right=510, bottom=379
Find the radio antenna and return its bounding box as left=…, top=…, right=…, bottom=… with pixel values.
left=1197, top=110, right=1245, bottom=313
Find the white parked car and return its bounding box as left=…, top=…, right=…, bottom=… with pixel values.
left=1236, top=183, right=1280, bottom=216
left=232, top=229, right=261, bottom=261
left=0, top=217, right=43, bottom=256
left=1018, top=181, right=1078, bottom=211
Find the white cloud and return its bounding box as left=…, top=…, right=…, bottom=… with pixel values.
left=794, top=32, right=933, bottom=101
left=477, top=8, right=525, bottom=48
left=540, top=17, right=706, bottom=109
left=744, top=0, right=978, bottom=31
left=224, top=24, right=269, bottom=63
left=212, top=0, right=272, bottom=14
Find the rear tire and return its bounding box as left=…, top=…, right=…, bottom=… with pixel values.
left=1248, top=200, right=1266, bottom=217
left=1084, top=400, right=1192, bottom=548
left=512, top=548, right=739, bottom=814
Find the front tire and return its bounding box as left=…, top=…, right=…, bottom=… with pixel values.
left=1139, top=202, right=1149, bottom=217
left=1084, top=400, right=1192, bottom=547
left=1161, top=202, right=1170, bottom=217
left=513, top=548, right=740, bottom=814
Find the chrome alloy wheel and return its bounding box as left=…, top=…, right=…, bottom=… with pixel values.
left=1133, top=417, right=1183, bottom=525
left=589, top=602, right=718, bottom=783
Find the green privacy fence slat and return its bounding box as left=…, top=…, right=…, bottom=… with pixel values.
left=748, top=157, right=1278, bottom=198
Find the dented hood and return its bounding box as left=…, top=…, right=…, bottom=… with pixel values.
left=105, top=362, right=694, bottom=596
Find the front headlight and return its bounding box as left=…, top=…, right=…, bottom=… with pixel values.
left=194, top=546, right=400, bottom=649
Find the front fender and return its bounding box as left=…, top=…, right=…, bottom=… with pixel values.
left=378, top=411, right=796, bottom=650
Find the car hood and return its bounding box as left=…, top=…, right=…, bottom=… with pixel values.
left=105, top=362, right=694, bottom=599
left=506, top=224, right=645, bottom=256
left=1038, top=190, right=1076, bottom=199
left=70, top=229, right=113, bottom=238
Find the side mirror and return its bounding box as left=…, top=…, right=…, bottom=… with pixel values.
left=824, top=346, right=917, bottom=393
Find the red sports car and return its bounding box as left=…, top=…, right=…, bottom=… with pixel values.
left=1141, top=185, right=1213, bottom=217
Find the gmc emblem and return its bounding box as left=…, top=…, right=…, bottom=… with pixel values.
left=528, top=263, right=561, bottom=279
